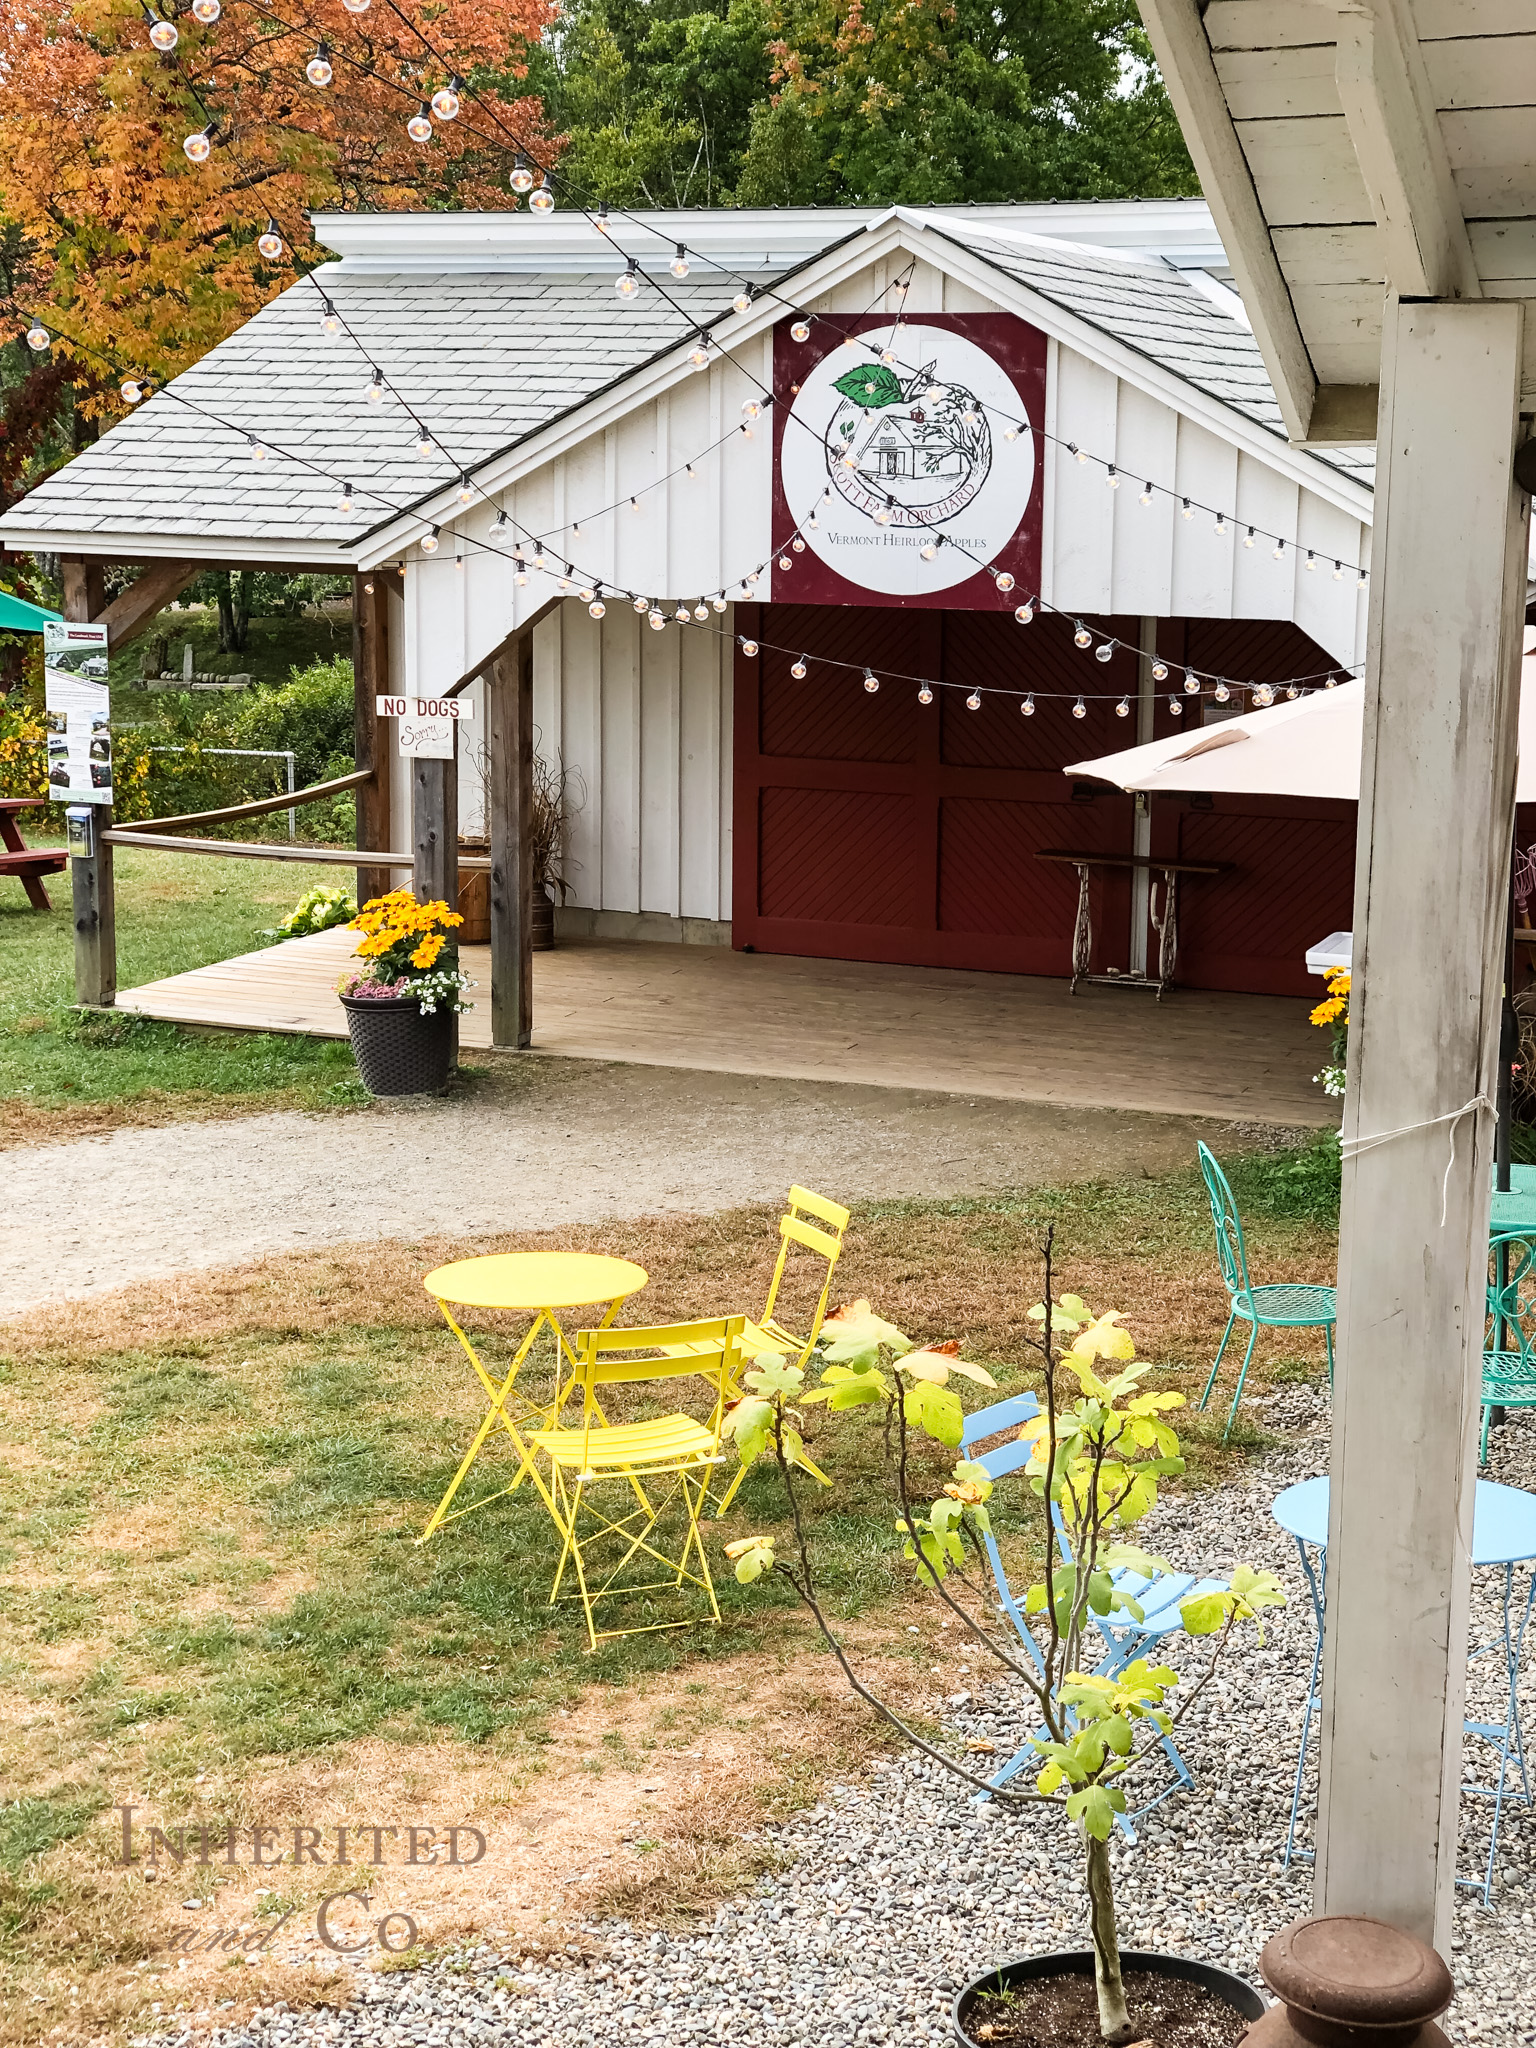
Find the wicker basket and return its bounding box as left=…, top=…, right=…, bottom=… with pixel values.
left=340, top=993, right=454, bottom=1097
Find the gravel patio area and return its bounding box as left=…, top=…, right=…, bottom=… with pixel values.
left=135, top=1381, right=1536, bottom=2048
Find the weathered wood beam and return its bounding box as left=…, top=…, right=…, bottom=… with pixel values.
left=487, top=628, right=534, bottom=1050
left=60, top=556, right=105, bottom=626
left=1334, top=0, right=1480, bottom=303
left=1320, top=298, right=1527, bottom=1948
left=97, top=558, right=199, bottom=652
left=1300, top=384, right=1381, bottom=447
left=61, top=564, right=114, bottom=1006
left=412, top=744, right=458, bottom=1073
left=1134, top=0, right=1319, bottom=442
left=353, top=571, right=393, bottom=907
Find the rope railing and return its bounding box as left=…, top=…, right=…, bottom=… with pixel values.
left=111, top=766, right=373, bottom=835
left=100, top=830, right=490, bottom=872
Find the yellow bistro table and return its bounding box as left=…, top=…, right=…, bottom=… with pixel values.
left=418, top=1251, right=649, bottom=1543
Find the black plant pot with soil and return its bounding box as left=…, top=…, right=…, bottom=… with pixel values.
left=531, top=880, right=555, bottom=951
left=340, top=993, right=455, bottom=1097
left=953, top=1950, right=1266, bottom=2048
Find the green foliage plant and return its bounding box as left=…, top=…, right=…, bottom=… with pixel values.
left=268, top=884, right=357, bottom=939
left=722, top=1228, right=1283, bottom=2043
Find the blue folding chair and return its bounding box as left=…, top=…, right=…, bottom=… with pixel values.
left=960, top=1389, right=1229, bottom=1837
left=1197, top=1141, right=1336, bottom=1441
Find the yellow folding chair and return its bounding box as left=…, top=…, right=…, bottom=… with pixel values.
left=525, top=1316, right=745, bottom=1652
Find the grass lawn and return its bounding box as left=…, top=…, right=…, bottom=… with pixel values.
left=109, top=608, right=354, bottom=698
left=0, top=847, right=366, bottom=1147
left=0, top=1154, right=1337, bottom=2042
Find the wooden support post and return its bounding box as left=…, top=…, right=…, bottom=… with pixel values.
left=488, top=627, right=534, bottom=1049
left=352, top=571, right=392, bottom=906
left=60, top=557, right=115, bottom=1008
left=1318, top=300, right=1529, bottom=1949
left=413, top=741, right=459, bottom=1069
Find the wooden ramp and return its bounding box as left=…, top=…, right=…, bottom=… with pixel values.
left=114, top=929, right=1334, bottom=1125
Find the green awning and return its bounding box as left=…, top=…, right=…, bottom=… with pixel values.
left=0, top=589, right=63, bottom=632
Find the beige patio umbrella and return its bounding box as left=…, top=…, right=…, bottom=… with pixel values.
left=1065, top=654, right=1536, bottom=800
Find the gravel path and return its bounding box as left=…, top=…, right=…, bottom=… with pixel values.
left=136, top=1384, right=1536, bottom=2048
left=0, top=1059, right=1247, bottom=1316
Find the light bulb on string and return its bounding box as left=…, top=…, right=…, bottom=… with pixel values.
left=925, top=382, right=946, bottom=401
left=532, top=546, right=548, bottom=572
left=881, top=350, right=896, bottom=367
left=184, top=128, right=212, bottom=161
left=1094, top=641, right=1114, bottom=663
left=1138, top=482, right=1153, bottom=505
left=632, top=595, right=648, bottom=614
left=1151, top=659, right=1168, bottom=682
left=514, top=566, right=528, bottom=587
left=1184, top=670, right=1200, bottom=694
left=778, top=554, right=792, bottom=572
left=530, top=177, right=555, bottom=214
left=1073, top=622, right=1092, bottom=649
left=1215, top=513, right=1227, bottom=535
left=995, top=571, right=1015, bottom=593
left=732, top=290, right=753, bottom=315
left=673, top=604, right=690, bottom=624
left=192, top=0, right=221, bottom=18
left=711, top=595, right=727, bottom=612
left=740, top=637, right=759, bottom=657
left=1243, top=527, right=1255, bottom=549
left=806, top=512, right=819, bottom=530
left=1252, top=683, right=1275, bottom=706
left=589, top=589, right=606, bottom=619
left=966, top=690, right=982, bottom=711
left=693, top=602, right=709, bottom=621
left=670, top=244, right=690, bottom=279
left=1003, top=427, right=1019, bottom=443
left=121, top=378, right=143, bottom=404
left=791, top=537, right=805, bottom=553
left=918, top=683, right=934, bottom=706
left=1021, top=694, right=1035, bottom=717
left=510, top=153, right=535, bottom=193
left=407, top=102, right=433, bottom=142
left=319, top=299, right=342, bottom=337
left=247, top=434, right=268, bottom=463
left=337, top=481, right=354, bottom=513
left=615, top=259, right=640, bottom=299
left=863, top=669, right=880, bottom=694
left=1332, top=560, right=1343, bottom=581
left=1181, top=498, right=1194, bottom=520
left=648, top=609, right=666, bottom=632
left=873, top=500, right=892, bottom=527
left=1106, top=466, right=1119, bottom=489
left=306, top=44, right=333, bottom=86
left=149, top=16, right=179, bottom=52
left=557, top=568, right=573, bottom=593
left=1014, top=601, right=1034, bottom=625
left=920, top=540, right=938, bottom=561
left=1072, top=696, right=1087, bottom=719
left=1115, top=696, right=1130, bottom=717
left=791, top=656, right=808, bottom=679
left=257, top=219, right=284, bottom=261
left=1286, top=684, right=1300, bottom=699
left=456, top=476, right=473, bottom=507
left=415, top=430, right=435, bottom=456
left=1272, top=538, right=1285, bottom=561
left=593, top=202, right=610, bottom=234
left=961, top=407, right=980, bottom=427
left=1169, top=696, right=1183, bottom=717
left=420, top=527, right=440, bottom=555
left=431, top=76, right=462, bottom=120
left=340, top=0, right=369, bottom=12
left=790, top=316, right=811, bottom=342
left=1214, top=680, right=1230, bottom=703
left=491, top=510, right=509, bottom=535
left=365, top=368, right=384, bottom=405
left=1305, top=551, right=1316, bottom=571
left=742, top=399, right=762, bottom=421
left=745, top=568, right=760, bottom=587
left=1357, top=567, right=1368, bottom=587
left=24, top=323, right=49, bottom=352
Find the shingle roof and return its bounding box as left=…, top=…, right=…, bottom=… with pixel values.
left=0, top=211, right=1372, bottom=556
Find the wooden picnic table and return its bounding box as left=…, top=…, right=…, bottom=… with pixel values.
left=1035, top=847, right=1231, bottom=999
left=0, top=797, right=68, bottom=910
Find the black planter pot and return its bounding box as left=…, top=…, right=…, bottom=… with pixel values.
left=953, top=1949, right=1267, bottom=2048
left=531, top=881, right=555, bottom=951
left=339, top=993, right=454, bottom=1097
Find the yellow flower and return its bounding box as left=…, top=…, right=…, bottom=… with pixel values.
left=411, top=935, right=444, bottom=971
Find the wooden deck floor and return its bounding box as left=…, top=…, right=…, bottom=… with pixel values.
left=114, top=929, right=1334, bottom=1125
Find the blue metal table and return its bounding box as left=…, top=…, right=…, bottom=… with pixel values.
left=1491, top=1166, right=1536, bottom=1235
left=1272, top=1474, right=1536, bottom=1903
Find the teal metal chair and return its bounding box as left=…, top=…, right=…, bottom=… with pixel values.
left=1196, top=1141, right=1337, bottom=1440
left=1484, top=1231, right=1536, bottom=1463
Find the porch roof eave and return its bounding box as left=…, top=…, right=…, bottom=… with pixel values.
left=0, top=527, right=365, bottom=572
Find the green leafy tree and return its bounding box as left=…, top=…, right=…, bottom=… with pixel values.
left=723, top=1241, right=1281, bottom=2043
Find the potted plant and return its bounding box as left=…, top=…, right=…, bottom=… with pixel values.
left=722, top=1230, right=1282, bottom=2047
left=529, top=750, right=580, bottom=949
left=335, top=887, right=471, bottom=1097
left=1310, top=967, right=1349, bottom=1098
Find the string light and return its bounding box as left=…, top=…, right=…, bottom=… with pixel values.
left=456, top=476, right=473, bottom=507
left=1115, top=696, right=1130, bottom=716
left=648, top=608, right=666, bottom=631
left=24, top=323, right=48, bottom=352
left=673, top=604, right=690, bottom=624
left=995, top=571, right=1015, bottom=593
left=740, top=637, right=760, bottom=657
left=1021, top=694, right=1035, bottom=717
left=966, top=690, right=982, bottom=711
left=1252, top=683, right=1275, bottom=706
left=1286, top=684, right=1300, bottom=699
left=791, top=656, right=807, bottom=679
left=1169, top=696, right=1184, bottom=717
left=742, top=398, right=762, bottom=421
left=616, top=259, right=640, bottom=299
left=1332, top=560, right=1343, bottom=581
left=365, top=368, right=384, bottom=405
left=1184, top=670, right=1200, bottom=694
left=257, top=218, right=284, bottom=261
left=920, top=540, right=939, bottom=561
left=589, top=589, right=605, bottom=618
left=247, top=434, right=268, bottom=463
left=1357, top=566, right=1369, bottom=587
left=1214, top=680, right=1231, bottom=703
left=1139, top=482, right=1153, bottom=505
left=778, top=554, right=792, bottom=571
left=530, top=177, right=555, bottom=214
left=1073, top=623, right=1093, bottom=650
left=792, top=537, right=805, bottom=553
left=593, top=202, right=610, bottom=234
left=407, top=103, right=433, bottom=143
left=1106, top=466, right=1119, bottom=489
left=1094, top=641, right=1114, bottom=663
left=1181, top=498, right=1194, bottom=520
left=1272, top=538, right=1285, bottom=561
left=693, top=603, right=709, bottom=620
left=149, top=15, right=179, bottom=51
left=183, top=128, right=212, bottom=161
left=670, top=244, right=690, bottom=279
left=873, top=500, right=892, bottom=527
left=492, top=510, right=509, bottom=535
left=415, top=430, right=435, bottom=456
left=863, top=669, right=880, bottom=693
left=319, top=299, right=342, bottom=337
left=1305, top=551, right=1316, bottom=571
left=1072, top=696, right=1087, bottom=718
left=732, top=290, right=753, bottom=315
left=420, top=526, right=440, bottom=554
left=918, top=683, right=934, bottom=706
left=120, top=378, right=143, bottom=404
left=1149, top=659, right=1168, bottom=682
left=306, top=43, right=333, bottom=85
left=431, top=75, right=462, bottom=121
left=1214, top=513, right=1227, bottom=535
left=192, top=0, right=220, bottom=18
left=1014, top=601, right=1034, bottom=624
left=337, top=481, right=354, bottom=513
left=1244, top=528, right=1255, bottom=549
left=790, top=317, right=811, bottom=342
left=510, top=153, right=535, bottom=193
left=711, top=595, right=727, bottom=613
left=687, top=334, right=711, bottom=370
left=339, top=0, right=368, bottom=12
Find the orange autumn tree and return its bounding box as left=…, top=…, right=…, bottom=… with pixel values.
left=0, top=0, right=555, bottom=454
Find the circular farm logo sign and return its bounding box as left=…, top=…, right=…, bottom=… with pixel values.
left=780, top=322, right=1036, bottom=597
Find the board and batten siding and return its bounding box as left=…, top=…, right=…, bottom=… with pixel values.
left=401, top=255, right=1370, bottom=920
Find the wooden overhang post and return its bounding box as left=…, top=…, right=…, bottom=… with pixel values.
left=486, top=620, right=536, bottom=1050
left=1320, top=301, right=1528, bottom=1948
left=352, top=569, right=393, bottom=908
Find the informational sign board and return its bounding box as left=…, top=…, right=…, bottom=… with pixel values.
left=377, top=694, right=473, bottom=761
left=773, top=314, right=1046, bottom=610
left=43, top=621, right=112, bottom=804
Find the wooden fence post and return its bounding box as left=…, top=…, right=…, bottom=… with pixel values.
left=352, top=571, right=391, bottom=907
left=61, top=555, right=115, bottom=1008
left=413, top=740, right=459, bottom=1068
left=487, top=628, right=534, bottom=1049
left=1318, top=300, right=1529, bottom=1948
